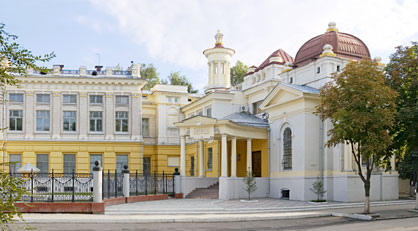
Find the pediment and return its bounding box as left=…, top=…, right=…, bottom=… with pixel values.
left=260, top=85, right=302, bottom=110
left=176, top=115, right=217, bottom=127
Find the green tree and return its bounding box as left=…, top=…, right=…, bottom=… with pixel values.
left=310, top=176, right=326, bottom=202
left=1, top=23, right=54, bottom=230
left=162, top=71, right=197, bottom=93
left=315, top=59, right=397, bottom=214
left=385, top=42, right=418, bottom=180
left=230, top=60, right=248, bottom=86
left=242, top=168, right=257, bottom=200
left=140, top=63, right=160, bottom=90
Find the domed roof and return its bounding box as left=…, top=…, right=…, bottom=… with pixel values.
left=255, top=49, right=294, bottom=72
left=294, top=22, right=371, bottom=67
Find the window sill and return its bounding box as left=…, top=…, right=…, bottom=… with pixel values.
left=115, top=132, right=130, bottom=134
left=35, top=131, right=51, bottom=133
left=88, top=132, right=104, bottom=135
left=8, top=131, right=24, bottom=133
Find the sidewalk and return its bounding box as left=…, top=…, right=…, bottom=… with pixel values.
left=18, top=199, right=418, bottom=223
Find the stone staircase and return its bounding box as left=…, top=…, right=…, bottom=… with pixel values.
left=185, top=182, right=219, bottom=199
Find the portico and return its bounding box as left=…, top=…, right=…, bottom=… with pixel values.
left=175, top=114, right=269, bottom=199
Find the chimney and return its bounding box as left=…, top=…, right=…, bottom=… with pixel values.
left=106, top=67, right=113, bottom=76
left=79, top=66, right=87, bottom=76
left=131, top=63, right=141, bottom=78
left=95, top=65, right=103, bottom=72
left=53, top=64, right=62, bottom=75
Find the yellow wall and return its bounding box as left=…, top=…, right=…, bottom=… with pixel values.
left=5, top=141, right=141, bottom=174
left=4, top=139, right=268, bottom=177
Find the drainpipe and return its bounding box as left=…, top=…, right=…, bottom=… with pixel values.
left=319, top=120, right=324, bottom=182
left=267, top=127, right=271, bottom=195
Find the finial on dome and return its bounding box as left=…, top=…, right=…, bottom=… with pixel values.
left=374, top=56, right=385, bottom=67
left=320, top=44, right=336, bottom=58
left=327, top=22, right=339, bottom=32
left=215, top=29, right=223, bottom=45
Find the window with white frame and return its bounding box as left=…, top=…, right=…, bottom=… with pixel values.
left=9, top=110, right=23, bottom=131
left=115, top=111, right=128, bottom=132
left=89, top=111, right=103, bottom=132
left=36, top=110, right=50, bottom=131
left=115, top=95, right=129, bottom=105
left=205, top=107, right=212, bottom=117
left=9, top=154, right=21, bottom=174
left=142, top=118, right=149, bottom=137
left=9, top=93, right=23, bottom=103
left=63, top=154, right=76, bottom=174
left=36, top=154, right=49, bottom=174
left=36, top=94, right=50, bottom=104
left=63, top=94, right=77, bottom=104
left=63, top=111, right=77, bottom=132
left=282, top=127, right=292, bottom=170
left=89, top=95, right=103, bottom=104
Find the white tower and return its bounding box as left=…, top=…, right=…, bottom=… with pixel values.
left=203, top=30, right=235, bottom=92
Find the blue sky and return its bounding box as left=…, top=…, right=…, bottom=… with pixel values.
left=1, top=0, right=418, bottom=92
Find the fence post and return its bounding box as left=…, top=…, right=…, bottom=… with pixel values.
left=173, top=168, right=180, bottom=198
left=102, top=170, right=104, bottom=200
left=135, top=170, right=138, bottom=196
left=107, top=170, right=110, bottom=199
left=154, top=172, right=157, bottom=195
left=145, top=174, right=148, bottom=196
left=72, top=169, right=75, bottom=202
left=162, top=171, right=165, bottom=194
left=30, top=169, right=34, bottom=203
left=114, top=169, right=117, bottom=198
left=122, top=165, right=130, bottom=198
left=51, top=169, right=54, bottom=202
left=93, top=160, right=103, bottom=203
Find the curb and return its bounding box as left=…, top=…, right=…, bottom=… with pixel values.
left=18, top=212, right=331, bottom=223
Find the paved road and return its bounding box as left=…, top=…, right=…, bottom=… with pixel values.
left=7, top=217, right=418, bottom=231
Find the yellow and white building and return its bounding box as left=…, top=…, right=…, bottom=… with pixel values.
left=1, top=22, right=399, bottom=202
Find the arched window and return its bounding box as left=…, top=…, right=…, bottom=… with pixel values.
left=283, top=127, right=292, bottom=170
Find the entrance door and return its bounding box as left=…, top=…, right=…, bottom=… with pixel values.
left=252, top=151, right=261, bottom=177
left=190, top=156, right=195, bottom=176
left=143, top=157, right=151, bottom=176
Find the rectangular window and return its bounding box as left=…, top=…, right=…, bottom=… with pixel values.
left=206, top=107, right=212, bottom=117
left=9, top=154, right=21, bottom=174
left=167, top=96, right=172, bottom=103
left=36, top=154, right=49, bottom=174
left=9, top=110, right=23, bottom=131
left=173, top=97, right=178, bottom=103
left=63, top=111, right=76, bottom=132
left=116, top=155, right=129, bottom=173
left=63, top=94, right=77, bottom=104
left=90, top=154, right=102, bottom=174
left=36, top=110, right=50, bottom=131
left=89, top=111, right=103, bottom=132
left=115, top=111, right=128, bottom=132
left=262, top=73, right=266, bottom=80
left=142, top=118, right=149, bottom=137
left=143, top=157, right=151, bottom=176
left=115, top=95, right=129, bottom=105
left=36, top=94, right=50, bottom=104
left=207, top=147, right=213, bottom=170
left=89, top=95, right=103, bottom=104
left=9, top=93, right=23, bottom=103
left=63, top=154, right=76, bottom=174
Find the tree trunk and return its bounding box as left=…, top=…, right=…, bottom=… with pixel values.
left=364, top=181, right=371, bottom=214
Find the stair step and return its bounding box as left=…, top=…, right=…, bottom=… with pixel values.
left=186, top=182, right=219, bottom=199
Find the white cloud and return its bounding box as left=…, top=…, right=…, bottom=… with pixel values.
left=88, top=0, right=418, bottom=87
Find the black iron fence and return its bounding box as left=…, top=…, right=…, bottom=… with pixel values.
left=102, top=170, right=174, bottom=199
left=10, top=170, right=93, bottom=202
left=9, top=169, right=176, bottom=203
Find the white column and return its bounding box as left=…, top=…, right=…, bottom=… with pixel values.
left=180, top=136, right=186, bottom=176
left=122, top=166, right=130, bottom=198
left=105, top=93, right=114, bottom=139
left=221, top=134, right=228, bottom=177
left=79, top=93, right=88, bottom=139
left=231, top=136, right=237, bottom=177
left=247, top=138, right=252, bottom=172
left=52, top=92, right=61, bottom=139
left=391, top=155, right=396, bottom=171
left=199, top=140, right=204, bottom=177
left=92, top=160, right=102, bottom=202
left=344, top=143, right=353, bottom=171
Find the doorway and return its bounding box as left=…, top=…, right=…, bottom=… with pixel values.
left=252, top=151, right=261, bottom=177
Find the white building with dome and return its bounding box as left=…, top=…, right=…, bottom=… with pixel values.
left=174, top=22, right=398, bottom=202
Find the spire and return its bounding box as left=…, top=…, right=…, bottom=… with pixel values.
left=327, top=22, right=339, bottom=32
left=215, top=29, right=223, bottom=46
